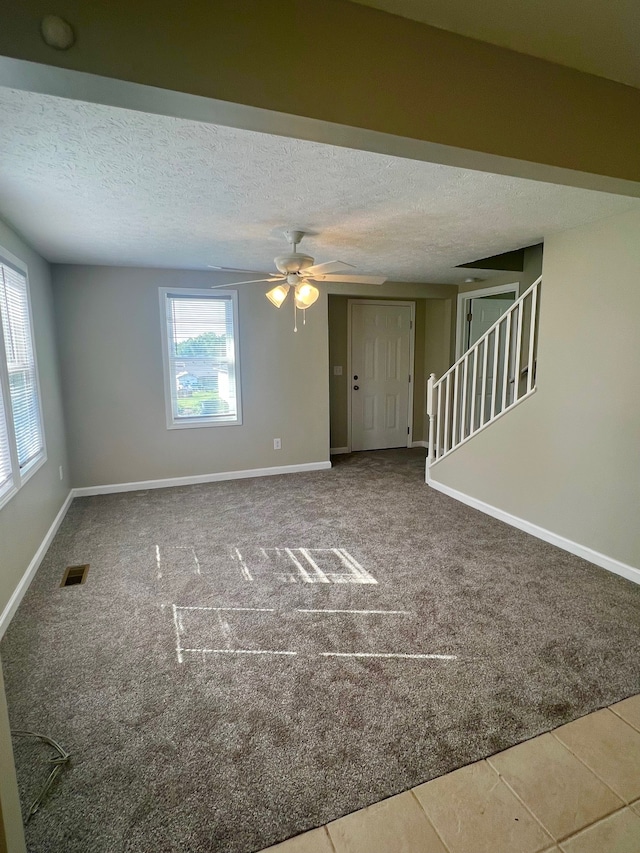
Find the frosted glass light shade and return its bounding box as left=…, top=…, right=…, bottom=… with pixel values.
left=294, top=282, right=319, bottom=309
left=265, top=283, right=290, bottom=308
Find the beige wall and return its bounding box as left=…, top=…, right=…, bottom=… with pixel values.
left=424, top=297, right=455, bottom=382
left=328, top=285, right=455, bottom=449
left=1, top=1, right=640, bottom=189
left=431, top=209, right=640, bottom=569
left=0, top=219, right=69, bottom=616
left=53, top=266, right=330, bottom=487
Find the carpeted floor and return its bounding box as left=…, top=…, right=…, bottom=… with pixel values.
left=2, top=449, right=640, bottom=853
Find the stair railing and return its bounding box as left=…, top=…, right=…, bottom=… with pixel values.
left=427, top=275, right=541, bottom=473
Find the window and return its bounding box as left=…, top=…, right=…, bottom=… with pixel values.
left=160, top=288, right=241, bottom=428
left=0, top=252, right=46, bottom=508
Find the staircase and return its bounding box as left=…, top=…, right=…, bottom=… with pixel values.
left=426, top=275, right=541, bottom=479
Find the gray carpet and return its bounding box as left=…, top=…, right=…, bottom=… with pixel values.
left=2, top=448, right=640, bottom=853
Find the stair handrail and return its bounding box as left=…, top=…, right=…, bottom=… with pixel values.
left=437, top=274, right=541, bottom=389
left=427, top=274, right=542, bottom=472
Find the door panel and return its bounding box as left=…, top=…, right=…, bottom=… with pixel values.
left=468, top=296, right=515, bottom=348
left=468, top=298, right=514, bottom=427
left=363, top=395, right=376, bottom=431
left=351, top=303, right=411, bottom=451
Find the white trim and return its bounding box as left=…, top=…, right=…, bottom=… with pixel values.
left=71, top=461, right=332, bottom=497
left=427, top=478, right=640, bottom=586
left=0, top=490, right=74, bottom=638
left=0, top=245, right=48, bottom=504
left=0, top=481, right=17, bottom=512
left=456, top=281, right=520, bottom=359
left=16, top=451, right=47, bottom=488
left=330, top=446, right=350, bottom=455
left=159, top=287, right=243, bottom=430
left=410, top=440, right=428, bottom=448
left=347, top=299, right=416, bottom=451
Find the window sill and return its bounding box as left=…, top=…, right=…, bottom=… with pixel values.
left=0, top=452, right=48, bottom=512
left=19, top=451, right=47, bottom=486
left=0, top=482, right=18, bottom=512
left=166, top=418, right=242, bottom=430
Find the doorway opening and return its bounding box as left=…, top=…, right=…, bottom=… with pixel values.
left=455, top=283, right=519, bottom=359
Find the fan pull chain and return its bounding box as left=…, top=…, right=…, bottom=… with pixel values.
left=293, top=301, right=297, bottom=333
left=303, top=308, right=306, bottom=326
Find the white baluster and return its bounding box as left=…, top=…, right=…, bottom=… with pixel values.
left=527, top=283, right=538, bottom=393
left=436, top=381, right=442, bottom=459
left=427, top=373, right=436, bottom=471
left=452, top=363, right=459, bottom=447
left=501, top=311, right=512, bottom=413
left=470, top=346, right=478, bottom=435
left=460, top=356, right=469, bottom=442
left=513, top=301, right=524, bottom=404
left=491, top=324, right=500, bottom=419
left=444, top=372, right=451, bottom=453
left=480, top=336, right=489, bottom=427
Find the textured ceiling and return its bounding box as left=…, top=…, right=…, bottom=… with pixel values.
left=0, top=87, right=637, bottom=285
left=348, top=0, right=640, bottom=89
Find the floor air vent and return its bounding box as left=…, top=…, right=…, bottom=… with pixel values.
left=61, top=564, right=89, bottom=587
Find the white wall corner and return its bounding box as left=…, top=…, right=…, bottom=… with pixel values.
left=0, top=491, right=74, bottom=639
left=428, top=477, right=640, bottom=586
left=410, top=440, right=428, bottom=449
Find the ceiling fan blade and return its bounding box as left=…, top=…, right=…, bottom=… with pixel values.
left=207, top=265, right=270, bottom=274
left=310, top=274, right=387, bottom=285
left=210, top=277, right=283, bottom=289
left=303, top=260, right=356, bottom=277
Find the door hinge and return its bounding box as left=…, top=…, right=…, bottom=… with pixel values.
left=407, top=427, right=410, bottom=434
left=410, top=320, right=413, bottom=329
left=467, top=312, right=473, bottom=322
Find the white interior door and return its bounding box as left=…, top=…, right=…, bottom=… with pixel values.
left=350, top=303, right=412, bottom=451
left=469, top=297, right=514, bottom=424
left=468, top=296, right=515, bottom=348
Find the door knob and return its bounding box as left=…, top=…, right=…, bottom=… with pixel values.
left=353, top=385, right=359, bottom=390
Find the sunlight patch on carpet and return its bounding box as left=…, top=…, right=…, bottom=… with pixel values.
left=231, top=546, right=378, bottom=584
left=170, top=603, right=458, bottom=664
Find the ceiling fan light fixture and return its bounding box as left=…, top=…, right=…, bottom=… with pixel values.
left=266, top=283, right=290, bottom=308
left=294, top=282, right=320, bottom=309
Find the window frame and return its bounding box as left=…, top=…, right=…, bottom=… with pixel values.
left=159, top=287, right=243, bottom=430
left=0, top=246, right=47, bottom=511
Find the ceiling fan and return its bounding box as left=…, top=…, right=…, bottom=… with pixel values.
left=210, top=229, right=386, bottom=326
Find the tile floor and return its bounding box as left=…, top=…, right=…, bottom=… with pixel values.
left=260, top=694, right=640, bottom=853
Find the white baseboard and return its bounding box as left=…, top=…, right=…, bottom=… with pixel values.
left=428, top=477, right=640, bottom=586
left=71, top=460, right=333, bottom=497
left=330, top=447, right=350, bottom=455
left=410, top=441, right=428, bottom=449
left=0, top=490, right=74, bottom=639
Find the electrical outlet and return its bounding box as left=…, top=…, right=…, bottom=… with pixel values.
left=59, top=465, right=63, bottom=481
left=273, top=438, right=281, bottom=450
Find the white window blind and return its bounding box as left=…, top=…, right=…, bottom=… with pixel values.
left=0, top=261, right=44, bottom=471
left=0, top=381, right=12, bottom=499
left=162, top=291, right=241, bottom=427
